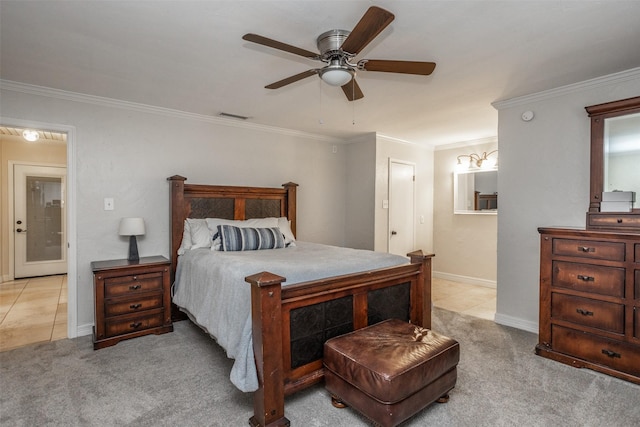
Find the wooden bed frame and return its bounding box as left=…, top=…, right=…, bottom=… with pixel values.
left=167, top=175, right=434, bottom=427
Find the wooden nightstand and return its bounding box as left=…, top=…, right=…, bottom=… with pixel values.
left=92, top=256, right=173, bottom=350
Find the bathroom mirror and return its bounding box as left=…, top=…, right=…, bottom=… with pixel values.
left=453, top=169, right=498, bottom=214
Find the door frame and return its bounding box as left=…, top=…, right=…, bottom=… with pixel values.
left=11, top=162, right=67, bottom=278
left=1, top=116, right=77, bottom=338
left=388, top=158, right=416, bottom=254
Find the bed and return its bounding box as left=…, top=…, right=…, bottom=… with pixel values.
left=167, top=175, right=434, bottom=427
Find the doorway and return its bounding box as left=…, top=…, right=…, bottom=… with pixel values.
left=0, top=122, right=76, bottom=348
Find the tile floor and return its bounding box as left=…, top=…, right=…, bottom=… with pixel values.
left=0, top=275, right=493, bottom=352
left=0, top=275, right=67, bottom=352
left=432, top=276, right=496, bottom=321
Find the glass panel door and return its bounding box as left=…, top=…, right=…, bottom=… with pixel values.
left=14, top=165, right=67, bottom=278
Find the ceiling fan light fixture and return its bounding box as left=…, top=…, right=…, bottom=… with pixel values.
left=319, top=66, right=354, bottom=86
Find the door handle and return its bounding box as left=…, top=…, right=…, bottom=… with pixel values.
left=391, top=231, right=397, bottom=235
left=16, top=228, right=27, bottom=233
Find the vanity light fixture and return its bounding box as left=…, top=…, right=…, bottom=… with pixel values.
left=22, top=129, right=40, bottom=142
left=456, top=150, right=498, bottom=169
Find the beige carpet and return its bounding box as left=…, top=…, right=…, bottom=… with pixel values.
left=1, top=307, right=639, bottom=426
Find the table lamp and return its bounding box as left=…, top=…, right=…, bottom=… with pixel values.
left=119, top=217, right=145, bottom=262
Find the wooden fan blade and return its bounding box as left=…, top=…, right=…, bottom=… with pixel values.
left=341, top=79, right=364, bottom=101
left=360, top=60, right=436, bottom=75
left=243, top=33, right=319, bottom=59
left=265, top=69, right=318, bottom=89
left=340, top=6, right=395, bottom=55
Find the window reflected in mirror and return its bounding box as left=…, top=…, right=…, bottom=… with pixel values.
left=454, top=169, right=498, bottom=214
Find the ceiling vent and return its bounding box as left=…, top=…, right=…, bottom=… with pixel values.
left=218, top=112, right=249, bottom=120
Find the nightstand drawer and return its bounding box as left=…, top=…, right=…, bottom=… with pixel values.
left=105, top=311, right=164, bottom=337
left=552, top=325, right=640, bottom=377
left=552, top=261, right=625, bottom=297
left=551, top=293, right=624, bottom=334
left=105, top=272, right=163, bottom=297
left=105, top=294, right=163, bottom=317
left=552, top=238, right=625, bottom=261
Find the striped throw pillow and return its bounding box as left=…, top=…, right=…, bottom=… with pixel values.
left=217, top=225, right=286, bottom=251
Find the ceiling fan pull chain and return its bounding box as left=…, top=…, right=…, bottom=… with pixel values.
left=318, top=78, right=324, bottom=125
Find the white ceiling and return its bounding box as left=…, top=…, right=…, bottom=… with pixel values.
left=2, top=1, right=640, bottom=147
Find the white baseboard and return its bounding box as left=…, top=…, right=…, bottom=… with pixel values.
left=433, top=271, right=496, bottom=289
left=76, top=323, right=94, bottom=338
left=494, top=312, right=538, bottom=334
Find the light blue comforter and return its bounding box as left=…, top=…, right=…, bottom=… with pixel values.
left=172, top=241, right=408, bottom=392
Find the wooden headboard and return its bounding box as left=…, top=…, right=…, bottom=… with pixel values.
left=167, top=175, right=298, bottom=282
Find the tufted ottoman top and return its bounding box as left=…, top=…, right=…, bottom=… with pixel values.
left=324, top=318, right=460, bottom=404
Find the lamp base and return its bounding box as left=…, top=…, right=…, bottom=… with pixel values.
left=128, top=235, right=140, bottom=262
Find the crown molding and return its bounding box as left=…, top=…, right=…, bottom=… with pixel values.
left=0, top=79, right=344, bottom=143
left=492, top=67, right=640, bottom=110
left=435, top=136, right=498, bottom=151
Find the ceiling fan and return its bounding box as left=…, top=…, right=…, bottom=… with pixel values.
left=242, top=6, right=436, bottom=101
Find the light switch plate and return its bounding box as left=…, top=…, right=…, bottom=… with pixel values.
left=104, top=198, right=114, bottom=211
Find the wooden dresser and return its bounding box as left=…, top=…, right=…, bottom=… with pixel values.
left=92, top=256, right=173, bottom=349
left=537, top=227, right=640, bottom=384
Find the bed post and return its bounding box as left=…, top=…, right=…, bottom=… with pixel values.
left=408, top=250, right=434, bottom=330
left=246, top=272, right=290, bottom=427
left=282, top=182, right=298, bottom=236
left=167, top=175, right=187, bottom=280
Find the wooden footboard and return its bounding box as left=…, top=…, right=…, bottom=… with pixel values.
left=167, top=176, right=434, bottom=427
left=246, top=251, right=433, bottom=427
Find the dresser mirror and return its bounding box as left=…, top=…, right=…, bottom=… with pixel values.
left=453, top=169, right=498, bottom=214
left=585, top=96, right=640, bottom=232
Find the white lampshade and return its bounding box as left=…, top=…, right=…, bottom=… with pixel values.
left=118, top=217, right=146, bottom=236
left=320, top=67, right=354, bottom=86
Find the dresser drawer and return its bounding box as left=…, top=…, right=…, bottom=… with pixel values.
left=588, top=213, right=640, bottom=230
left=551, top=293, right=624, bottom=334
left=636, top=270, right=640, bottom=300
left=105, top=311, right=164, bottom=337
left=552, top=261, right=625, bottom=297
left=635, top=307, right=639, bottom=340
left=105, top=293, right=163, bottom=317
left=552, top=238, right=625, bottom=261
left=636, top=244, right=640, bottom=263
left=104, top=272, right=164, bottom=297
left=552, top=325, right=640, bottom=377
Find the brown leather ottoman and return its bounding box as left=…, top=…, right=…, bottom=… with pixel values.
left=323, top=319, right=459, bottom=427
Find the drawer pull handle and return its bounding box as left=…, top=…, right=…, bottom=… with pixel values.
left=130, top=322, right=142, bottom=329
left=129, top=304, right=142, bottom=310
left=601, top=349, right=621, bottom=359
left=129, top=284, right=142, bottom=290
left=576, top=274, right=595, bottom=282
left=576, top=308, right=594, bottom=316
left=578, top=246, right=595, bottom=253
left=616, top=218, right=623, bottom=223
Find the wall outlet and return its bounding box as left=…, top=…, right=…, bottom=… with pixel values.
left=104, top=198, right=114, bottom=211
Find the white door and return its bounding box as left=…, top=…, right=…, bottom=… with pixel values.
left=388, top=160, right=415, bottom=256
left=14, top=164, right=67, bottom=278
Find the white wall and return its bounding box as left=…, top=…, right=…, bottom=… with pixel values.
left=345, top=133, right=376, bottom=250
left=1, top=84, right=349, bottom=334
left=493, top=68, right=640, bottom=332
left=433, top=140, right=498, bottom=286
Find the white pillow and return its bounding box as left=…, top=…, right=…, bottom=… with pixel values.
left=206, top=217, right=278, bottom=250
left=277, top=217, right=296, bottom=247
left=177, top=220, right=192, bottom=255
left=187, top=218, right=213, bottom=249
